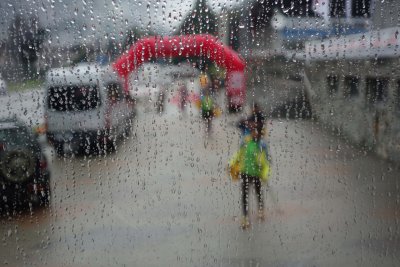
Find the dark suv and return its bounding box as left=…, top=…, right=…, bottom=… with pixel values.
left=0, top=117, right=50, bottom=212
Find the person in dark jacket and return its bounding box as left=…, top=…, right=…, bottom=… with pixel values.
left=237, top=102, right=266, bottom=144
left=248, top=103, right=266, bottom=134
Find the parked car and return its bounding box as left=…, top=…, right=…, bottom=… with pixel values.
left=44, top=63, right=136, bottom=156
left=0, top=117, right=50, bottom=211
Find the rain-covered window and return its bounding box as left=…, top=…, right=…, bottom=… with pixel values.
left=366, top=77, right=389, bottom=104
left=1, top=0, right=400, bottom=266
left=0, top=126, right=31, bottom=146
left=106, top=82, right=123, bottom=102
left=352, top=0, right=371, bottom=17
left=330, top=0, right=346, bottom=17
left=327, top=75, right=339, bottom=96
left=344, top=76, right=360, bottom=98
left=48, top=85, right=100, bottom=111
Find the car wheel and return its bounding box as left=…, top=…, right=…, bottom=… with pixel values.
left=0, top=150, right=36, bottom=183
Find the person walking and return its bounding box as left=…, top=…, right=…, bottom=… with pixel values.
left=178, top=80, right=188, bottom=113
left=237, top=102, right=267, bottom=152
left=201, top=88, right=214, bottom=135
left=230, top=122, right=270, bottom=229
left=156, top=87, right=166, bottom=114
left=237, top=103, right=266, bottom=142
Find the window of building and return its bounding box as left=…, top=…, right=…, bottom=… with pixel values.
left=344, top=76, right=360, bottom=98
left=365, top=77, right=389, bottom=104
left=279, top=0, right=316, bottom=17
left=352, top=0, right=371, bottom=17
left=330, top=0, right=346, bottom=17
left=327, top=75, right=339, bottom=96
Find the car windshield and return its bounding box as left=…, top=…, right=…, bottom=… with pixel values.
left=47, top=85, right=100, bottom=111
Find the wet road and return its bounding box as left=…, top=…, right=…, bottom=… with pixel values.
left=1, top=89, right=400, bottom=266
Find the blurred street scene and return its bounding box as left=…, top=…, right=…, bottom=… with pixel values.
left=0, top=82, right=399, bottom=266
left=0, top=0, right=400, bottom=266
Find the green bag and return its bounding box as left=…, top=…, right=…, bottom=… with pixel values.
left=201, top=95, right=213, bottom=113
left=228, top=140, right=270, bottom=182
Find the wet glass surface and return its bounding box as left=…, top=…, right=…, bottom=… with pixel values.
left=0, top=0, right=399, bottom=266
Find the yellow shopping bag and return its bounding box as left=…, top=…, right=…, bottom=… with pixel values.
left=200, top=74, right=209, bottom=88
left=194, top=99, right=201, bottom=109
left=213, top=106, right=222, bottom=117
left=259, top=151, right=271, bottom=183
left=228, top=150, right=242, bottom=181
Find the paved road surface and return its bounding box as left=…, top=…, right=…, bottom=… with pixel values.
left=0, top=88, right=399, bottom=266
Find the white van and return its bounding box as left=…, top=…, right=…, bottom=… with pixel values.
left=44, top=63, right=135, bottom=155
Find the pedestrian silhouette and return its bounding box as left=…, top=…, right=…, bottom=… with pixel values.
left=229, top=121, right=270, bottom=229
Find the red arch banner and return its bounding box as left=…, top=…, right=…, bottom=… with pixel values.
left=113, top=34, right=246, bottom=108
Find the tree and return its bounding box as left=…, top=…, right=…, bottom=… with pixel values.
left=7, top=15, right=46, bottom=80
left=171, top=0, right=218, bottom=68
left=122, top=27, right=156, bottom=53
left=177, top=0, right=218, bottom=35
left=250, top=0, right=275, bottom=31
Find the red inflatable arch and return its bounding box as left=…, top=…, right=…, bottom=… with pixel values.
left=113, top=34, right=246, bottom=109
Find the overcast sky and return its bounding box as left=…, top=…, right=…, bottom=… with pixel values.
left=0, top=0, right=245, bottom=46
